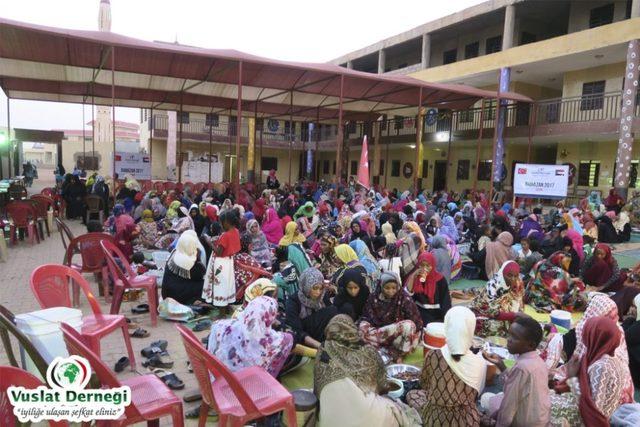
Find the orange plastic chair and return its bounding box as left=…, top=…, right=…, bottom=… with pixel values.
left=64, top=233, right=115, bottom=304
left=60, top=323, right=184, bottom=427
left=5, top=201, right=40, bottom=245
left=0, top=366, right=68, bottom=427
left=101, top=240, right=159, bottom=326
left=176, top=324, right=297, bottom=427
left=30, top=264, right=136, bottom=370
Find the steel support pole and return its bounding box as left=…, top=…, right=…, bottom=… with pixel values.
left=384, top=120, right=390, bottom=188
left=82, top=102, right=86, bottom=169
left=91, top=92, right=95, bottom=166
left=527, top=103, right=536, bottom=163
left=149, top=107, right=154, bottom=179
left=235, top=61, right=243, bottom=200
left=489, top=97, right=501, bottom=206
left=288, top=91, right=293, bottom=186
left=208, top=112, right=213, bottom=184
left=111, top=46, right=116, bottom=196
left=178, top=101, right=183, bottom=183
left=472, top=100, right=486, bottom=193
left=314, top=108, right=320, bottom=181
left=413, top=88, right=424, bottom=195
left=336, top=75, right=344, bottom=185
left=444, top=113, right=454, bottom=190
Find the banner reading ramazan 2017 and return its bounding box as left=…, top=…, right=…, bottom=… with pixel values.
left=513, top=163, right=569, bottom=199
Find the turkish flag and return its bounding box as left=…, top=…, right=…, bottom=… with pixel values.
left=357, top=135, right=370, bottom=190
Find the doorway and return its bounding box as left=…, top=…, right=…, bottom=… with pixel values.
left=433, top=160, right=447, bottom=191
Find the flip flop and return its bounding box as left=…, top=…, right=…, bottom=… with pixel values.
left=130, top=327, right=150, bottom=338
left=185, top=405, right=217, bottom=418
left=114, top=356, right=130, bottom=373
left=140, top=340, right=169, bottom=358
left=183, top=389, right=201, bottom=402
left=142, top=354, right=174, bottom=369
left=131, top=303, right=149, bottom=314
left=152, top=369, right=184, bottom=390
left=192, top=319, right=212, bottom=332
left=149, top=339, right=168, bottom=350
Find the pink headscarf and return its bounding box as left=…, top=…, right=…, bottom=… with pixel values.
left=565, top=229, right=584, bottom=262
left=261, top=208, right=284, bottom=244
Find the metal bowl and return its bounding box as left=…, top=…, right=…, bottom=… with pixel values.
left=386, top=364, right=421, bottom=383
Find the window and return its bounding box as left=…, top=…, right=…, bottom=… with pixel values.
left=443, top=49, right=457, bottom=65
left=391, top=160, right=401, bottom=177
left=520, top=32, right=537, bottom=45
left=347, top=122, right=356, bottom=134
left=578, top=161, right=600, bottom=187
left=457, top=160, right=470, bottom=180
left=228, top=116, right=237, bottom=136
left=422, top=159, right=428, bottom=178
left=350, top=160, right=358, bottom=176
left=284, top=121, right=295, bottom=137
left=333, top=161, right=336, bottom=174
left=483, top=99, right=497, bottom=121
left=485, top=35, right=502, bottom=54
left=260, top=157, right=278, bottom=171
left=464, top=42, right=479, bottom=59
left=379, top=160, right=385, bottom=176
left=459, top=109, right=474, bottom=123
left=205, top=113, right=219, bottom=127
left=477, top=160, right=493, bottom=181
left=626, top=0, right=633, bottom=19
left=178, top=111, right=189, bottom=124
left=580, top=81, right=606, bottom=111
left=323, top=160, right=330, bottom=174
left=380, top=118, right=387, bottom=131
left=589, top=3, right=614, bottom=28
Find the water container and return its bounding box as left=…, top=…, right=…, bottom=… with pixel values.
left=15, top=307, right=83, bottom=378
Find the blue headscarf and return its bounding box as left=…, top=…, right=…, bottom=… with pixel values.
left=447, top=202, right=457, bottom=212
left=439, top=216, right=459, bottom=243
left=123, top=197, right=134, bottom=213
left=349, top=239, right=380, bottom=278
left=501, top=203, right=512, bottom=213
left=113, top=204, right=124, bottom=217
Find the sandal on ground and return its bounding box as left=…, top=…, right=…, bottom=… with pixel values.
left=130, top=327, right=150, bottom=338
left=140, top=340, right=168, bottom=358
left=185, top=405, right=217, bottom=418
left=152, top=369, right=184, bottom=390
left=149, top=339, right=168, bottom=350
left=183, top=389, right=201, bottom=402
left=114, top=356, right=130, bottom=373
left=131, top=303, right=149, bottom=314
left=125, top=317, right=140, bottom=330
left=192, top=319, right=212, bottom=332
left=142, top=354, right=174, bottom=369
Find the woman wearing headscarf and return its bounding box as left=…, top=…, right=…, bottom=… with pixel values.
left=622, top=293, right=640, bottom=387
left=359, top=272, right=423, bottom=363
left=261, top=208, right=284, bottom=245
left=349, top=239, right=381, bottom=284
left=519, top=213, right=544, bottom=241
left=406, top=252, right=451, bottom=325
left=251, top=198, right=266, bottom=224
left=398, top=232, right=426, bottom=279
left=161, top=230, right=206, bottom=305
left=208, top=296, right=293, bottom=377
left=381, top=222, right=397, bottom=245
left=349, top=219, right=375, bottom=254
left=165, top=200, right=182, bottom=222
left=614, top=205, right=632, bottom=242
left=439, top=216, right=459, bottom=243
left=429, top=235, right=452, bottom=284
left=189, top=203, right=206, bottom=236
left=279, top=221, right=306, bottom=247
left=63, top=174, right=86, bottom=220
left=526, top=251, right=586, bottom=313
left=596, top=211, right=619, bottom=243
left=333, top=268, right=371, bottom=320
left=484, top=231, right=514, bottom=279
left=266, top=169, right=280, bottom=189
left=561, top=236, right=582, bottom=277
left=314, top=315, right=422, bottom=427
left=317, top=234, right=343, bottom=279
left=469, top=261, right=524, bottom=337
left=285, top=267, right=339, bottom=349
left=245, top=219, right=272, bottom=268
left=550, top=317, right=633, bottom=427
left=604, top=188, right=625, bottom=214
left=406, top=307, right=487, bottom=426
left=581, top=243, right=627, bottom=292
left=136, top=209, right=159, bottom=248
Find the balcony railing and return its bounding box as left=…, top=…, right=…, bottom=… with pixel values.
left=148, top=91, right=639, bottom=146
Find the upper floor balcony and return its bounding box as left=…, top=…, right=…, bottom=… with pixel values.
left=146, top=91, right=640, bottom=150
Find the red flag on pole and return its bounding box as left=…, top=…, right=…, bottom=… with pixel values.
left=357, top=135, right=370, bottom=190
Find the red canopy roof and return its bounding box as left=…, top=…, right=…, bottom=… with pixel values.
left=0, top=17, right=532, bottom=121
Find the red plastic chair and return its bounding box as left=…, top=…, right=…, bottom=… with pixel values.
left=60, top=323, right=183, bottom=427
left=30, top=264, right=136, bottom=371
left=64, top=233, right=115, bottom=305
left=41, top=187, right=55, bottom=197
left=5, top=201, right=40, bottom=245
left=174, top=182, right=184, bottom=192
left=176, top=324, right=297, bottom=427
left=101, top=240, right=158, bottom=326
left=163, top=181, right=176, bottom=192
left=153, top=181, right=164, bottom=193
left=28, top=197, right=51, bottom=238
left=0, top=366, right=68, bottom=427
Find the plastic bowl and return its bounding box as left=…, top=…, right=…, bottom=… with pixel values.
left=386, top=378, right=404, bottom=400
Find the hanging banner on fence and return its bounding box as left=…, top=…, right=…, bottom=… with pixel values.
left=513, top=163, right=569, bottom=199
left=114, top=152, right=151, bottom=179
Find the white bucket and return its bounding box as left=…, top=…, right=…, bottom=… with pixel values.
left=550, top=309, right=572, bottom=330
left=15, top=307, right=83, bottom=378
left=152, top=251, right=171, bottom=270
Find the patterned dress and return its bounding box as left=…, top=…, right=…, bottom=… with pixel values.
left=526, top=256, right=586, bottom=313
left=406, top=350, right=480, bottom=427
left=550, top=355, right=628, bottom=426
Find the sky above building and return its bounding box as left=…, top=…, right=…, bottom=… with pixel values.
left=0, top=0, right=485, bottom=130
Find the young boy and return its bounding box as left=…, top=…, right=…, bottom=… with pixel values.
left=482, top=315, right=550, bottom=427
